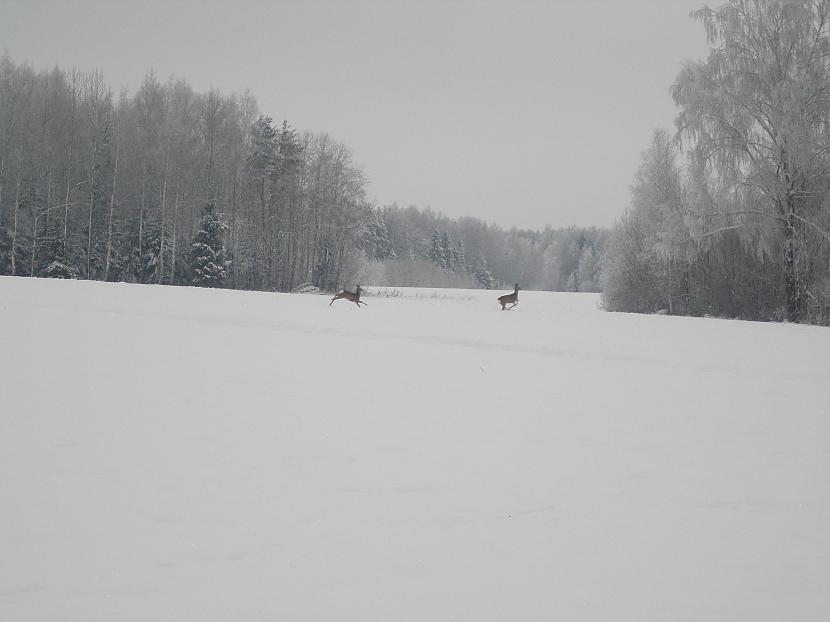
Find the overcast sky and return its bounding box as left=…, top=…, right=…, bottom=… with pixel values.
left=1, top=0, right=711, bottom=230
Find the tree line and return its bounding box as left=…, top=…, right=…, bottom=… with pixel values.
left=364, top=205, right=607, bottom=292
left=0, top=54, right=607, bottom=295
left=602, top=0, right=830, bottom=325
left=0, top=56, right=370, bottom=292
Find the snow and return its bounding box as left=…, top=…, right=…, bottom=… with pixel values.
left=1, top=276, right=828, bottom=621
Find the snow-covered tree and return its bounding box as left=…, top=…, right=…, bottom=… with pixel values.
left=565, top=271, right=578, bottom=292
left=576, top=246, right=600, bottom=292
left=248, top=115, right=278, bottom=184
left=601, top=129, right=691, bottom=312
left=601, top=211, right=665, bottom=313
left=191, top=203, right=229, bottom=287
left=439, top=231, right=451, bottom=269
left=672, top=0, right=830, bottom=322
left=364, top=210, right=395, bottom=261
left=430, top=229, right=448, bottom=269
left=450, top=239, right=467, bottom=273
left=473, top=256, right=495, bottom=289
left=37, top=219, right=80, bottom=279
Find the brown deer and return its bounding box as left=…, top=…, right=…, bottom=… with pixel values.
left=330, top=285, right=368, bottom=308
left=497, top=283, right=520, bottom=310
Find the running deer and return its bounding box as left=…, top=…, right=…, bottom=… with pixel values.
left=330, top=285, right=368, bottom=308
left=497, top=283, right=520, bottom=310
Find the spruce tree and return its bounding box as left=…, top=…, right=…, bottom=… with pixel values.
left=451, top=239, right=467, bottom=273
left=37, top=219, right=80, bottom=279
left=439, top=231, right=451, bottom=270
left=365, top=211, right=395, bottom=260
left=473, top=256, right=495, bottom=289
left=430, top=229, right=448, bottom=269
left=191, top=203, right=229, bottom=288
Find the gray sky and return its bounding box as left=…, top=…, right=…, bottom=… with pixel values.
left=1, top=0, right=710, bottom=229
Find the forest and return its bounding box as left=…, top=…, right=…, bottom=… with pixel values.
left=0, top=54, right=606, bottom=296
left=602, top=0, right=830, bottom=325
left=4, top=2, right=830, bottom=327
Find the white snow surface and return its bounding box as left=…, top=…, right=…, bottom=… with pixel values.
left=1, top=276, right=829, bottom=621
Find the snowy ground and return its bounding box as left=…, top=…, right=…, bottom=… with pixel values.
left=1, top=276, right=828, bottom=621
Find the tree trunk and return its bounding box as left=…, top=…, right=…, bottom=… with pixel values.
left=63, top=142, right=73, bottom=255
left=11, top=171, right=20, bottom=276
left=0, top=155, right=5, bottom=227
left=30, top=212, right=37, bottom=277
left=228, top=176, right=236, bottom=288
left=63, top=74, right=78, bottom=257
left=667, top=258, right=674, bottom=315
left=104, top=143, right=118, bottom=281
left=334, top=234, right=346, bottom=292
left=286, top=196, right=295, bottom=290
left=86, top=142, right=96, bottom=279
left=45, top=163, right=52, bottom=229
left=783, top=212, right=802, bottom=322
left=170, top=183, right=179, bottom=284
left=159, top=154, right=169, bottom=283
left=139, top=170, right=146, bottom=283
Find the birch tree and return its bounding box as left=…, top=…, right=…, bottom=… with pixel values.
left=672, top=0, right=830, bottom=322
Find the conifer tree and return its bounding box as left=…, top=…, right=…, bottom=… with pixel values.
left=451, top=239, right=467, bottom=273
left=473, top=256, right=495, bottom=289
left=365, top=211, right=395, bottom=260
left=191, top=202, right=229, bottom=288
left=38, top=220, right=79, bottom=279
left=439, top=231, right=451, bottom=270
left=430, top=229, right=447, bottom=268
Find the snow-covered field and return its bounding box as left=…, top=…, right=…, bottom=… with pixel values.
left=1, top=276, right=828, bottom=621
